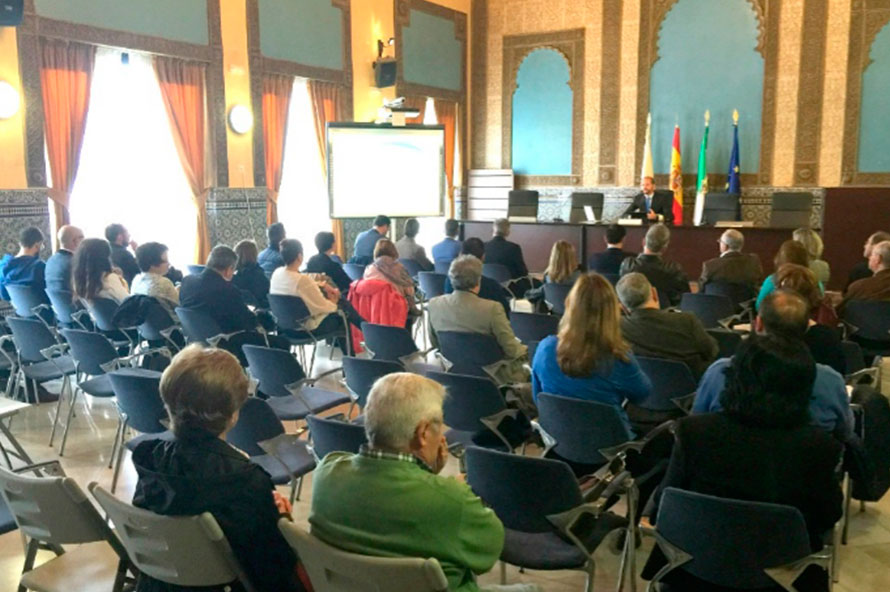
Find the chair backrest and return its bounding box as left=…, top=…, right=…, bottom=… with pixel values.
left=226, top=397, right=285, bottom=457
left=703, top=281, right=757, bottom=307
left=536, top=393, right=633, bottom=465
left=342, top=356, right=404, bottom=409
left=175, top=306, right=224, bottom=342
left=398, top=258, right=423, bottom=279
left=433, top=260, right=451, bottom=274
left=481, top=263, right=512, bottom=284
left=109, top=368, right=167, bottom=434
left=843, top=300, right=890, bottom=342
left=91, top=484, right=255, bottom=590
left=278, top=520, right=448, bottom=592
left=306, top=414, right=368, bottom=460
left=841, top=340, right=866, bottom=375
left=6, top=316, right=58, bottom=363
left=465, top=445, right=582, bottom=533
left=86, top=297, right=122, bottom=332
left=138, top=297, right=178, bottom=342
left=60, top=329, right=118, bottom=376
left=343, top=263, right=365, bottom=282
left=267, top=294, right=312, bottom=333
left=635, top=356, right=698, bottom=411
left=436, top=331, right=505, bottom=378
left=417, top=272, right=446, bottom=300
left=360, top=323, right=419, bottom=361
left=657, top=487, right=812, bottom=589
left=186, top=264, right=206, bottom=276
left=509, top=311, right=560, bottom=344
left=706, top=328, right=743, bottom=360
left=679, top=293, right=735, bottom=328
left=425, top=371, right=507, bottom=433
left=242, top=344, right=307, bottom=398
left=602, top=273, right=620, bottom=286
left=45, top=288, right=85, bottom=327
left=543, top=283, right=573, bottom=315
left=6, top=284, right=51, bottom=320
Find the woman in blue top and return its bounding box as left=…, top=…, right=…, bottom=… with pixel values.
left=532, top=272, right=652, bottom=436
left=755, top=239, right=824, bottom=310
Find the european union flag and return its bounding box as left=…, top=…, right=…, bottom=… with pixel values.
left=726, top=121, right=741, bottom=195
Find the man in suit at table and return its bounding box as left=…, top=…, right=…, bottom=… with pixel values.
left=699, top=229, right=763, bottom=289
left=622, top=176, right=675, bottom=225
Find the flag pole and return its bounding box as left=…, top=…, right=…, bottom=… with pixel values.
left=693, top=110, right=710, bottom=226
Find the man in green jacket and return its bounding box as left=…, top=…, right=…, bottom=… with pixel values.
left=310, top=373, right=540, bottom=592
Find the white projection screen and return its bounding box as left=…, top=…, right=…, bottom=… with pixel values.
left=327, top=123, right=445, bottom=218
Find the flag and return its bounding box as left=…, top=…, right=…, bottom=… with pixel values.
left=693, top=111, right=710, bottom=226
left=670, top=125, right=683, bottom=224
left=640, top=112, right=654, bottom=181
left=726, top=110, right=741, bottom=194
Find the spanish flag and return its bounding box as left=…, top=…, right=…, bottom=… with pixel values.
left=670, top=125, right=683, bottom=224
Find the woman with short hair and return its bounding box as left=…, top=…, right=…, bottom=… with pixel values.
left=793, top=227, right=830, bottom=285
left=363, top=238, right=420, bottom=321
left=232, top=239, right=270, bottom=308
left=72, top=238, right=130, bottom=303
left=755, top=239, right=823, bottom=310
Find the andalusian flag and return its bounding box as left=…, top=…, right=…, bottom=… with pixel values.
left=693, top=110, right=710, bottom=226
left=670, top=125, right=683, bottom=224
left=641, top=113, right=654, bottom=181
left=726, top=109, right=741, bottom=194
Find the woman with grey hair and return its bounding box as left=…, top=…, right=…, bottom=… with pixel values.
left=793, top=227, right=830, bottom=285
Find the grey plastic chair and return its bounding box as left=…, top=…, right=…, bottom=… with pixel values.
left=0, top=465, right=133, bottom=592
left=278, top=519, right=449, bottom=592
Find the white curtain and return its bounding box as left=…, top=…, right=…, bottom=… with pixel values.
left=68, top=48, right=197, bottom=267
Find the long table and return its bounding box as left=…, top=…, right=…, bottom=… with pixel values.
left=460, top=221, right=793, bottom=281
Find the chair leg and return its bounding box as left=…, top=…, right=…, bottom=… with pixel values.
left=58, top=388, right=80, bottom=457
left=585, top=562, right=596, bottom=592
left=18, top=538, right=39, bottom=592
left=108, top=416, right=124, bottom=469
left=48, top=376, right=69, bottom=447
left=30, top=379, right=39, bottom=405
left=110, top=429, right=128, bottom=494
left=295, top=475, right=305, bottom=502
left=499, top=560, right=507, bottom=585
left=842, top=476, right=853, bottom=545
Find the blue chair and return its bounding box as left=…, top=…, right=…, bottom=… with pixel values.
left=241, top=344, right=350, bottom=421
left=464, top=446, right=629, bottom=591
left=536, top=393, right=633, bottom=468
left=186, top=264, right=206, bottom=275
left=436, top=331, right=506, bottom=380
left=342, top=356, right=404, bottom=412
left=706, top=328, right=743, bottom=360
left=85, top=297, right=138, bottom=350
left=434, top=260, right=451, bottom=274
left=45, top=289, right=92, bottom=330
left=360, top=322, right=429, bottom=365
left=305, top=414, right=367, bottom=461
left=398, top=258, right=423, bottom=279
left=343, top=263, right=365, bottom=282
left=174, top=306, right=245, bottom=349
left=843, top=300, right=890, bottom=357
left=703, top=280, right=757, bottom=310
left=417, top=272, right=446, bottom=300
left=650, top=487, right=831, bottom=591
left=543, top=283, right=572, bottom=315
left=841, top=340, right=881, bottom=387
left=509, top=312, right=559, bottom=344
left=481, top=263, right=513, bottom=285
left=5, top=284, right=53, bottom=326
left=5, top=316, right=73, bottom=408
left=226, top=397, right=316, bottom=504
left=679, top=293, right=736, bottom=329
left=634, top=356, right=697, bottom=413
left=267, top=294, right=349, bottom=374
left=602, top=273, right=620, bottom=286
left=137, top=298, right=183, bottom=352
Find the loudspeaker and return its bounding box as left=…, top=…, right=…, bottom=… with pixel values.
left=0, top=0, right=23, bottom=27
left=374, top=58, right=397, bottom=88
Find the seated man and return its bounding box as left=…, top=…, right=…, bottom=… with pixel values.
left=351, top=215, right=391, bottom=265
left=0, top=226, right=47, bottom=301
left=693, top=290, right=854, bottom=442
left=588, top=224, right=633, bottom=276
left=45, top=225, right=83, bottom=292
left=395, top=218, right=433, bottom=271
left=840, top=239, right=890, bottom=315
left=105, top=223, right=141, bottom=286
left=305, top=231, right=353, bottom=293
left=310, top=372, right=539, bottom=592
left=443, top=238, right=510, bottom=317
left=619, top=223, right=689, bottom=306
left=699, top=228, right=763, bottom=289
left=429, top=255, right=528, bottom=386
left=484, top=218, right=528, bottom=280
left=847, top=231, right=890, bottom=289
left=431, top=218, right=462, bottom=268
left=621, top=176, right=675, bottom=225
left=133, top=345, right=307, bottom=592
left=617, top=272, right=718, bottom=379
left=258, top=222, right=286, bottom=277
left=131, top=241, right=179, bottom=311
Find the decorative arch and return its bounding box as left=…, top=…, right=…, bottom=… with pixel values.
left=857, top=21, right=890, bottom=173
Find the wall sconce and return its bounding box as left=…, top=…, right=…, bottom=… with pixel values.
left=377, top=37, right=395, bottom=59
left=228, top=104, right=253, bottom=135
left=0, top=81, right=20, bottom=120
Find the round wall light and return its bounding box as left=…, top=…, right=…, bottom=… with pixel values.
left=0, top=81, right=21, bottom=120
left=228, top=104, right=253, bottom=135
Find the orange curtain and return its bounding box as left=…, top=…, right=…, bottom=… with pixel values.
left=435, top=99, right=457, bottom=217
left=262, top=74, right=293, bottom=225
left=308, top=80, right=349, bottom=260
left=403, top=96, right=427, bottom=124
left=40, top=39, right=96, bottom=229
left=153, top=56, right=211, bottom=264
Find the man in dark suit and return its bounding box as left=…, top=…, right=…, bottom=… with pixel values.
left=105, top=223, right=141, bottom=286
left=699, top=228, right=763, bottom=289
left=846, top=230, right=890, bottom=289
left=484, top=218, right=528, bottom=279
left=305, top=231, right=353, bottom=293
left=619, top=224, right=689, bottom=306
left=588, top=224, right=634, bottom=276
left=45, top=225, right=83, bottom=292
left=840, top=240, right=890, bottom=316
left=622, top=176, right=675, bottom=225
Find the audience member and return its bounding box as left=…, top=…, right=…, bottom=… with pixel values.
left=305, top=231, right=352, bottom=293
left=351, top=215, right=391, bottom=265
left=0, top=226, right=47, bottom=301
left=431, top=218, right=462, bottom=267
left=775, top=264, right=845, bottom=374
left=619, top=223, right=689, bottom=306
left=526, top=240, right=581, bottom=311
left=587, top=224, right=633, bottom=276
left=617, top=272, right=717, bottom=379
left=363, top=238, right=420, bottom=322
left=841, top=240, right=890, bottom=314
left=693, top=291, right=853, bottom=441
left=847, top=231, right=890, bottom=288
left=755, top=239, right=818, bottom=310
left=643, top=335, right=843, bottom=591
left=311, top=373, right=538, bottom=592
left=484, top=218, right=529, bottom=280
left=396, top=218, right=433, bottom=271
left=258, top=222, right=286, bottom=277
left=72, top=238, right=130, bottom=303
left=45, top=225, right=83, bottom=292
left=443, top=238, right=511, bottom=317
left=793, top=227, right=830, bottom=285
left=532, top=272, right=652, bottom=436
left=429, top=255, right=529, bottom=387
left=232, top=239, right=270, bottom=309
left=698, top=228, right=763, bottom=289
left=131, top=242, right=179, bottom=310
left=132, top=345, right=307, bottom=592
left=105, top=223, right=141, bottom=285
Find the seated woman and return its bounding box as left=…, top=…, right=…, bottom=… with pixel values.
left=794, top=227, right=831, bottom=285
left=755, top=239, right=823, bottom=310
left=72, top=238, right=130, bottom=304
left=526, top=240, right=581, bottom=310
left=775, top=263, right=845, bottom=375
left=232, top=239, right=270, bottom=309
left=131, top=242, right=179, bottom=312
left=395, top=218, right=434, bottom=271
left=131, top=345, right=307, bottom=592
left=363, top=238, right=421, bottom=324
left=643, top=335, right=843, bottom=592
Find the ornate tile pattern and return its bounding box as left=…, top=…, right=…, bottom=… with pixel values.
left=0, top=190, right=52, bottom=259
left=205, top=188, right=268, bottom=248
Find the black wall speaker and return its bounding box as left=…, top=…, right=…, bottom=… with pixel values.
left=374, top=58, right=397, bottom=88
left=0, top=0, right=23, bottom=27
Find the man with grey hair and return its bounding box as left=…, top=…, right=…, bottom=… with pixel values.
left=619, top=223, right=689, bottom=306
left=840, top=240, right=890, bottom=315
left=699, top=228, right=763, bottom=289
left=847, top=230, right=890, bottom=288
left=45, top=224, right=84, bottom=292
left=484, top=218, right=529, bottom=280
left=617, top=272, right=717, bottom=378
left=310, top=373, right=541, bottom=592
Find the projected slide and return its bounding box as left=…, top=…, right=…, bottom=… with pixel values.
left=328, top=124, right=445, bottom=218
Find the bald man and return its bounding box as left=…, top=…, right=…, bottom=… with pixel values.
left=45, top=225, right=84, bottom=292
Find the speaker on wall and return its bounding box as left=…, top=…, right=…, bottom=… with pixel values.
left=374, top=58, right=397, bottom=88
left=0, top=0, right=23, bottom=27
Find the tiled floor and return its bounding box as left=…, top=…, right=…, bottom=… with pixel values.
left=0, top=348, right=888, bottom=591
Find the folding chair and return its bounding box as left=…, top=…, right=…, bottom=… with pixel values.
left=417, top=272, right=447, bottom=300
left=679, top=293, right=737, bottom=329
left=706, top=328, right=743, bottom=360
left=360, top=322, right=434, bottom=368
left=434, top=260, right=451, bottom=274
left=510, top=311, right=560, bottom=344
left=84, top=297, right=138, bottom=351
left=398, top=258, right=423, bottom=279
left=45, top=289, right=92, bottom=330
left=5, top=284, right=54, bottom=327
left=4, top=317, right=74, bottom=408
left=305, top=414, right=368, bottom=461
left=343, top=263, right=365, bottom=282
left=633, top=356, right=698, bottom=425
left=842, top=300, right=890, bottom=358
left=267, top=294, right=350, bottom=375
left=543, top=283, right=573, bottom=316
left=342, top=356, right=404, bottom=414
left=436, top=331, right=507, bottom=381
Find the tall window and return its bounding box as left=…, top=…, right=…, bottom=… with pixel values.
left=68, top=48, right=197, bottom=267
